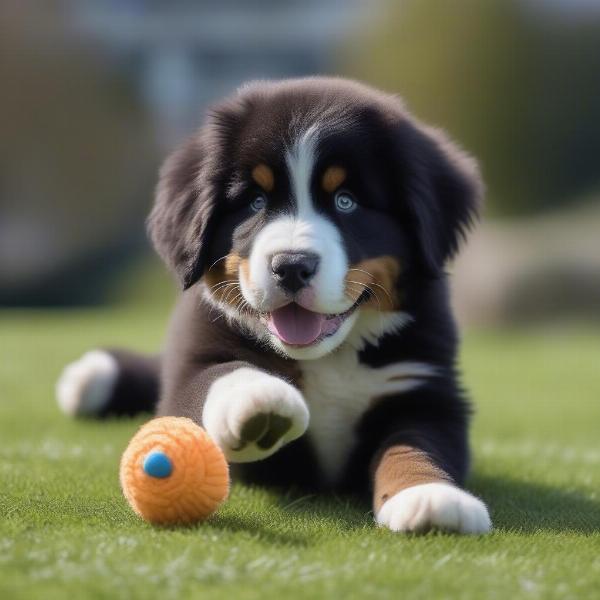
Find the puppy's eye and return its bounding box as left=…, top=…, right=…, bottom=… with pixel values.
left=250, top=193, right=267, bottom=212
left=334, top=190, right=357, bottom=213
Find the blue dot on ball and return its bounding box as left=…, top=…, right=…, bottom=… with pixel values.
left=143, top=451, right=173, bottom=478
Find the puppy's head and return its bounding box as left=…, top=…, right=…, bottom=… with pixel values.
left=148, top=78, right=482, bottom=359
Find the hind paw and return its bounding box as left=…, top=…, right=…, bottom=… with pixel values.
left=56, top=350, right=118, bottom=417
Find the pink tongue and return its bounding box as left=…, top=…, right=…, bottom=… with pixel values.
left=268, top=303, right=326, bottom=345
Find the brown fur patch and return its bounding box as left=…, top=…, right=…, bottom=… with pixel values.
left=224, top=253, right=242, bottom=276
left=203, top=253, right=248, bottom=307
left=372, top=445, right=453, bottom=513
left=251, top=163, right=274, bottom=192
left=345, top=256, right=401, bottom=311
left=321, top=166, right=347, bottom=193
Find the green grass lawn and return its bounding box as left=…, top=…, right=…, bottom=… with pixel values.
left=1, top=303, right=599, bottom=599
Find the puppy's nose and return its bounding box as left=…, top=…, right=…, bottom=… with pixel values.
left=271, top=252, right=320, bottom=294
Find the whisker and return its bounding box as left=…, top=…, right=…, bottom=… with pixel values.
left=210, top=282, right=239, bottom=296
left=347, top=268, right=395, bottom=306
left=346, top=279, right=384, bottom=321
left=345, top=281, right=368, bottom=300
left=223, top=285, right=241, bottom=305
left=210, top=282, right=237, bottom=301
left=366, top=282, right=394, bottom=305
left=236, top=298, right=252, bottom=318
left=345, top=280, right=376, bottom=300
left=228, top=292, right=243, bottom=307
left=209, top=280, right=239, bottom=292
left=207, top=255, right=229, bottom=272
left=347, top=267, right=376, bottom=278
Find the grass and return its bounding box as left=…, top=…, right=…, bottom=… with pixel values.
left=1, top=299, right=600, bottom=599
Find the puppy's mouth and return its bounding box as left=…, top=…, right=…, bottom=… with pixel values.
left=265, top=291, right=369, bottom=347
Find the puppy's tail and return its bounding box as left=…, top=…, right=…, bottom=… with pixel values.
left=56, top=349, right=160, bottom=418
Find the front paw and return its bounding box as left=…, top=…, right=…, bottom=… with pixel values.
left=202, top=368, right=309, bottom=462
left=376, top=483, right=492, bottom=535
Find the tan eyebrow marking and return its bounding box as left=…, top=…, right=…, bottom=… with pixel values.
left=251, top=163, right=274, bottom=192
left=322, top=166, right=347, bottom=193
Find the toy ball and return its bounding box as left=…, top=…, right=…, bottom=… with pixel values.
left=120, top=417, right=229, bottom=525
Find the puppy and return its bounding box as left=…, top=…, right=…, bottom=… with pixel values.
left=57, top=77, right=491, bottom=534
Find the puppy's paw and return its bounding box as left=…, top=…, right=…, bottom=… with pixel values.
left=376, top=482, right=492, bottom=535
left=203, top=368, right=309, bottom=462
left=56, top=350, right=118, bottom=417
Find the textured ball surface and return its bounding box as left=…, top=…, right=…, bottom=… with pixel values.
left=120, top=417, right=229, bottom=524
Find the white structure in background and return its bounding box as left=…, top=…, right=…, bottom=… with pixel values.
left=71, top=0, right=371, bottom=149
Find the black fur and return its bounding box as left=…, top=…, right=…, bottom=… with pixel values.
left=81, top=77, right=483, bottom=504
left=148, top=78, right=481, bottom=289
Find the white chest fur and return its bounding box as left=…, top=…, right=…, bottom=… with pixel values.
left=299, top=345, right=435, bottom=485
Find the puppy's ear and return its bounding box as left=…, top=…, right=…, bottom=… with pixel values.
left=147, top=134, right=216, bottom=290
left=395, top=120, right=483, bottom=274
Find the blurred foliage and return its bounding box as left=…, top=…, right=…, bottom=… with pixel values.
left=343, top=0, right=600, bottom=215
left=0, top=2, right=158, bottom=305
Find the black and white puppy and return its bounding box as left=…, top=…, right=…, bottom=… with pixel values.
left=57, top=77, right=491, bottom=534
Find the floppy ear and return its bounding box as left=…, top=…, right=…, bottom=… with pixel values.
left=395, top=120, right=483, bottom=274
left=147, top=134, right=217, bottom=290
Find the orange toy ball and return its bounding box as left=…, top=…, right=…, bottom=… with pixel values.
left=120, top=417, right=229, bottom=525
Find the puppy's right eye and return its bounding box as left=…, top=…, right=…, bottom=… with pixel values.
left=334, top=190, right=357, bottom=213
left=250, top=193, right=267, bottom=213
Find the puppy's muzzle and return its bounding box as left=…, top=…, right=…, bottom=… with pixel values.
left=271, top=252, right=320, bottom=294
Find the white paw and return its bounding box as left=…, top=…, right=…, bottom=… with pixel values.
left=203, top=367, right=309, bottom=462
left=56, top=350, right=119, bottom=417
left=376, top=482, right=492, bottom=535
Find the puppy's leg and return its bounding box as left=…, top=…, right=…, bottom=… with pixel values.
left=56, top=350, right=159, bottom=417
left=373, top=445, right=491, bottom=535
left=158, top=363, right=309, bottom=463
left=203, top=367, right=309, bottom=462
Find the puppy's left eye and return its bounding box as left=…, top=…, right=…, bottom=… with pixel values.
left=334, top=190, right=357, bottom=213
left=250, top=193, right=267, bottom=212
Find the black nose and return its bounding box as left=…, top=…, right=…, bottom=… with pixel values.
left=271, top=252, right=320, bottom=294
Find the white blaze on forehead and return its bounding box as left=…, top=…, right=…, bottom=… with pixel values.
left=286, top=124, right=320, bottom=217
left=240, top=123, right=353, bottom=356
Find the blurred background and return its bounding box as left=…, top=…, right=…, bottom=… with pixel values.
left=1, top=0, right=599, bottom=327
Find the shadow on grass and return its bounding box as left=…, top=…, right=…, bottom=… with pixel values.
left=277, top=491, right=372, bottom=531
left=470, top=474, right=600, bottom=534
left=280, top=480, right=600, bottom=536
left=205, top=487, right=372, bottom=545
left=172, top=475, right=600, bottom=539
left=207, top=512, right=310, bottom=547
left=248, top=477, right=600, bottom=537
